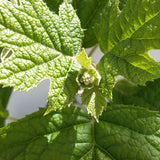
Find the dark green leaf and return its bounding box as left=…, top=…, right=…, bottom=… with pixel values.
left=0, top=86, right=12, bottom=127
left=73, top=0, right=109, bottom=48
left=113, top=78, right=160, bottom=111
left=0, top=105, right=160, bottom=159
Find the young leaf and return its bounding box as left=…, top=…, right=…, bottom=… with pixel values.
left=76, top=48, right=91, bottom=69
left=76, top=50, right=105, bottom=120
left=113, top=78, right=160, bottom=111
left=0, top=0, right=83, bottom=113
left=97, top=0, right=160, bottom=96
left=76, top=49, right=101, bottom=88
left=0, top=105, right=160, bottom=159
left=81, top=87, right=107, bottom=122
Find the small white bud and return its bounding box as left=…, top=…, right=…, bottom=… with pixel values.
left=81, top=72, right=95, bottom=86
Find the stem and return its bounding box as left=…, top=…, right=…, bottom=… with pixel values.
left=88, top=44, right=98, bottom=57
left=7, top=116, right=18, bottom=121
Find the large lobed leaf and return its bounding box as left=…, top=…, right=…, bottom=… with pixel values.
left=0, top=0, right=83, bottom=113
left=0, top=105, right=160, bottom=159
left=97, top=0, right=160, bottom=97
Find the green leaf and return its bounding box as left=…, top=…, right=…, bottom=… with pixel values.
left=42, top=0, right=109, bottom=48
left=10, top=0, right=21, bottom=5
left=95, top=0, right=120, bottom=52
left=76, top=48, right=91, bottom=69
left=0, top=0, right=83, bottom=113
left=0, top=108, right=8, bottom=119
left=0, top=107, right=92, bottom=160
left=113, top=79, right=139, bottom=96
left=98, top=55, right=118, bottom=99
left=97, top=0, right=160, bottom=94
left=1, top=105, right=160, bottom=159
left=0, top=111, right=8, bottom=128
left=74, top=0, right=109, bottom=48
left=0, top=86, right=12, bottom=127
left=0, top=48, right=13, bottom=127
left=76, top=49, right=101, bottom=88
left=43, top=0, right=64, bottom=14
left=81, top=87, right=107, bottom=122
left=43, top=0, right=75, bottom=14
left=118, top=0, right=127, bottom=10
left=0, top=0, right=83, bottom=56
left=113, top=78, right=160, bottom=111
left=76, top=49, right=105, bottom=121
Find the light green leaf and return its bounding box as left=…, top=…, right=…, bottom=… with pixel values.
left=113, top=78, right=160, bottom=111
left=10, top=0, right=21, bottom=5
left=0, top=0, right=83, bottom=56
left=76, top=49, right=101, bottom=88
left=97, top=0, right=160, bottom=95
left=0, top=0, right=83, bottom=113
left=81, top=87, right=107, bottom=122
left=1, top=105, right=160, bottom=159
left=76, top=48, right=91, bottom=69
